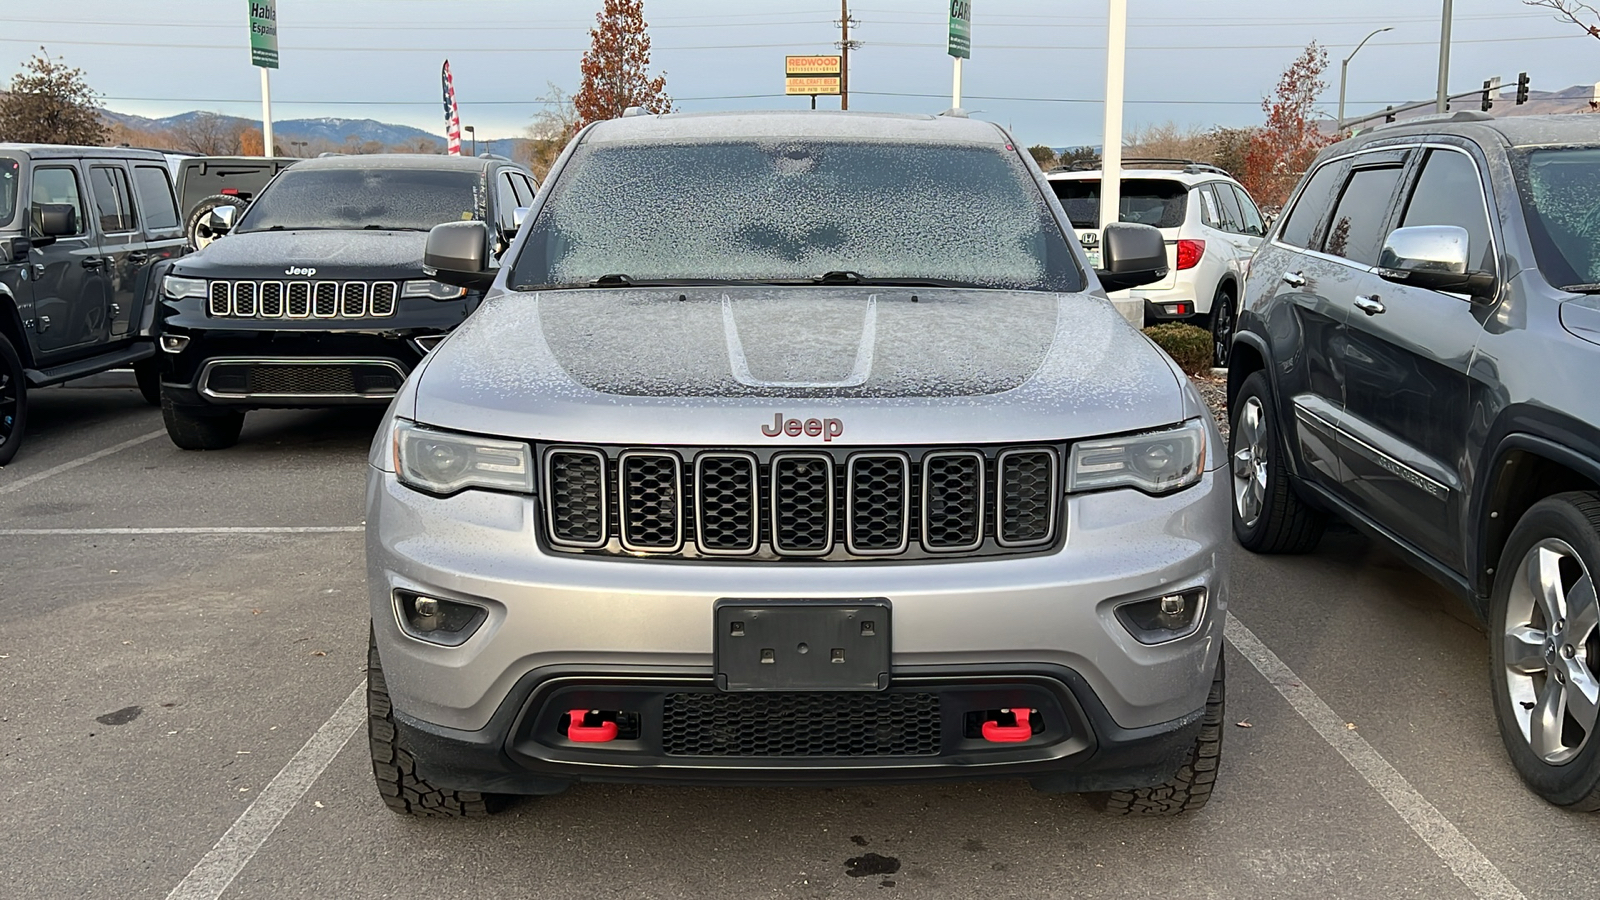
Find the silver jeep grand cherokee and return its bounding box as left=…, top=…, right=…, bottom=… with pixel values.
left=365, top=110, right=1229, bottom=818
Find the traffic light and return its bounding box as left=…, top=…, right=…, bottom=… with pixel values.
left=1482, top=80, right=1494, bottom=112
left=1516, top=72, right=1531, bottom=105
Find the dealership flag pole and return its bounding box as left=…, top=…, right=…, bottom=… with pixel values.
left=247, top=0, right=279, bottom=157
left=1099, top=0, right=1126, bottom=236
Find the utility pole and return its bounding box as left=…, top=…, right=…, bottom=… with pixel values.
left=838, top=0, right=856, bottom=110
left=1436, top=0, right=1453, bottom=113
left=1099, top=0, right=1126, bottom=236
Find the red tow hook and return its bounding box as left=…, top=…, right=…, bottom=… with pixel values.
left=566, top=709, right=618, bottom=743
left=981, top=708, right=1034, bottom=743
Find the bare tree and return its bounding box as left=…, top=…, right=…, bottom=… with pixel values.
left=0, top=48, right=107, bottom=145
left=1026, top=144, right=1057, bottom=169
left=1523, top=1, right=1600, bottom=39
left=173, top=112, right=246, bottom=155
left=1123, top=122, right=1214, bottom=163
left=522, top=82, right=582, bottom=179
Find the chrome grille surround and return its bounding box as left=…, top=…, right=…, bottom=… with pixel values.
left=539, top=445, right=1063, bottom=562
left=618, top=451, right=683, bottom=553
left=204, top=280, right=400, bottom=319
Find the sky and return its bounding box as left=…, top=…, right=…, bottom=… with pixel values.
left=3, top=0, right=1596, bottom=147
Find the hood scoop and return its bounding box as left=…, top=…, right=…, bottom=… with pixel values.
left=723, top=295, right=876, bottom=389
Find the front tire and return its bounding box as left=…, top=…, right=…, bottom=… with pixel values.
left=0, top=332, right=27, bottom=466
left=1229, top=371, right=1324, bottom=553
left=368, top=627, right=502, bottom=818
left=161, top=391, right=244, bottom=450
left=1489, top=493, right=1600, bottom=810
left=1093, top=654, right=1225, bottom=816
left=1208, top=287, right=1236, bottom=369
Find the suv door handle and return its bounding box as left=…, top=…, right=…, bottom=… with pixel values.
left=82, top=256, right=105, bottom=270
left=1281, top=271, right=1306, bottom=288
left=1354, top=294, right=1387, bottom=316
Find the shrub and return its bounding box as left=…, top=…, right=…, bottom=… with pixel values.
left=1143, top=323, right=1213, bottom=375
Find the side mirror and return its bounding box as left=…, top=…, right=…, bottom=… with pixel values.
left=1377, top=225, right=1496, bottom=299
left=35, top=203, right=76, bottom=238
left=424, top=221, right=495, bottom=290
left=2, top=236, right=30, bottom=263
left=1095, top=222, right=1169, bottom=293
left=205, top=204, right=237, bottom=235
left=511, top=206, right=530, bottom=233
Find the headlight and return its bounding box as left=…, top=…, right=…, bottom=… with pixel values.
left=1067, top=419, right=1207, bottom=495
left=401, top=279, right=468, bottom=300
left=163, top=275, right=208, bottom=300
left=394, top=421, right=534, bottom=495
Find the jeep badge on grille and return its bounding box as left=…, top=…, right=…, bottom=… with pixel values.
left=761, top=414, right=844, bottom=441
left=285, top=266, right=317, bottom=277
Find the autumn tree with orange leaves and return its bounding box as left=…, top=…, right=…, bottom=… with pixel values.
left=1239, top=43, right=1338, bottom=208
left=574, top=0, right=674, bottom=129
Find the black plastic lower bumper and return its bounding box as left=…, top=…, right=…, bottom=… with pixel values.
left=160, top=331, right=424, bottom=410
left=391, top=663, right=1209, bottom=796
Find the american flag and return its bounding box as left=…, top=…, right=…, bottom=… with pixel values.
left=441, top=60, right=463, bottom=156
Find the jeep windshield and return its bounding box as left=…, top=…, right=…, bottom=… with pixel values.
left=235, top=167, right=480, bottom=233
left=510, top=140, right=1083, bottom=292
left=1515, top=147, right=1600, bottom=292
left=0, top=157, right=18, bottom=228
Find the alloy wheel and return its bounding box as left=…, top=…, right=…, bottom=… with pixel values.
left=1503, top=538, right=1600, bottom=765
left=1231, top=396, right=1269, bottom=528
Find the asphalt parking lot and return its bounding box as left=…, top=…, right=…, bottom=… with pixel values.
left=2, top=376, right=1594, bottom=900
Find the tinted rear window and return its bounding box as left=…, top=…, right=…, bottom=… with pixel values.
left=237, top=167, right=482, bottom=233
left=513, top=140, right=1082, bottom=292
left=1323, top=166, right=1403, bottom=267
left=0, top=157, right=16, bottom=227
left=1278, top=160, right=1348, bottom=249
left=1050, top=178, right=1188, bottom=229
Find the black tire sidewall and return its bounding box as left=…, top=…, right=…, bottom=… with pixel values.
left=1230, top=371, right=1277, bottom=547
left=184, top=195, right=249, bottom=249
left=0, top=331, right=25, bottom=466
left=1210, top=288, right=1235, bottom=369
left=1488, top=494, right=1600, bottom=807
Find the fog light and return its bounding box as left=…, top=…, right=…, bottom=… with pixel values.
left=1115, top=588, right=1206, bottom=645
left=394, top=589, right=487, bottom=646
left=160, top=334, right=190, bottom=354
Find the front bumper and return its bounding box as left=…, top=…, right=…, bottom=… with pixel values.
left=367, top=466, right=1229, bottom=790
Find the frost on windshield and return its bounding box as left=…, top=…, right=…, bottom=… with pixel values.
left=1526, top=148, right=1600, bottom=286
left=518, top=140, right=1073, bottom=290
left=238, top=167, right=482, bottom=233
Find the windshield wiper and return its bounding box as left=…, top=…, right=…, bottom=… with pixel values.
left=815, top=271, right=982, bottom=288
left=1560, top=283, right=1600, bottom=294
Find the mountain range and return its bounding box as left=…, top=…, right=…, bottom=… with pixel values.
left=102, top=108, right=527, bottom=158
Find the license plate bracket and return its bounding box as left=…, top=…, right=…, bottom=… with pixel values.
left=714, top=600, right=890, bottom=692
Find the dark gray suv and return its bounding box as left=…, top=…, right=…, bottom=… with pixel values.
left=1230, top=112, right=1600, bottom=810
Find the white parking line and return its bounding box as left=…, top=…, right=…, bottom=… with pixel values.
left=165, top=681, right=366, bottom=900
left=1225, top=613, right=1526, bottom=900
left=0, top=526, right=365, bottom=535
left=0, top=428, right=166, bottom=494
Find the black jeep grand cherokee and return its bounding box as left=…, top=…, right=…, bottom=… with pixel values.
left=156, top=153, right=538, bottom=449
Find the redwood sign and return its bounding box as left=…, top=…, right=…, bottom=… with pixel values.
left=785, top=55, right=841, bottom=96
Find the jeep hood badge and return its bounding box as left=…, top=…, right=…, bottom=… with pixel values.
left=286, top=266, right=317, bottom=277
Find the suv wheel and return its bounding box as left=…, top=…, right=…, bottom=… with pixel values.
left=0, top=332, right=27, bottom=466
left=1093, top=654, right=1225, bottom=816
left=367, top=627, right=503, bottom=817
left=1230, top=371, right=1324, bottom=553
left=1209, top=288, right=1236, bottom=369
left=1489, top=493, right=1600, bottom=810
left=184, top=194, right=250, bottom=251
left=161, top=391, right=244, bottom=450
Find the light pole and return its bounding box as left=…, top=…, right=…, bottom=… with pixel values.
left=464, top=125, right=476, bottom=157
left=1337, top=26, right=1393, bottom=135
left=1437, top=0, right=1453, bottom=113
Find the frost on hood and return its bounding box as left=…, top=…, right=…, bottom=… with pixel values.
left=515, top=140, right=1075, bottom=291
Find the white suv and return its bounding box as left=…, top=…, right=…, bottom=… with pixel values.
left=1046, top=161, right=1266, bottom=366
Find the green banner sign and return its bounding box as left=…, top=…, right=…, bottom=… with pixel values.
left=248, top=0, right=279, bottom=69
left=947, top=0, right=972, bottom=59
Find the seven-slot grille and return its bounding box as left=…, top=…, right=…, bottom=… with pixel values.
left=541, top=445, right=1061, bottom=561
left=206, top=280, right=399, bottom=319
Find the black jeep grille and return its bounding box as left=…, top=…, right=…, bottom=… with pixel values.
left=540, top=444, right=1062, bottom=561
left=204, top=280, right=400, bottom=319
left=661, top=691, right=941, bottom=757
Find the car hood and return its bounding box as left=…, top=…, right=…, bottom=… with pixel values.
left=171, top=228, right=429, bottom=280
left=408, top=286, right=1193, bottom=446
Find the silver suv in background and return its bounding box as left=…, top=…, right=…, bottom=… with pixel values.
left=364, top=110, right=1230, bottom=818
left=1047, top=160, right=1267, bottom=366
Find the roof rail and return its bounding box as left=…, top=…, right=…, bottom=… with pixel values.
left=477, top=152, right=511, bottom=161
left=938, top=107, right=969, bottom=118
left=1359, top=108, right=1494, bottom=135
left=1046, top=158, right=1233, bottom=177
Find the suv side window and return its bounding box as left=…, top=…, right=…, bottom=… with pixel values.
left=1232, top=185, right=1266, bottom=236
left=1399, top=148, right=1494, bottom=273
left=1278, top=160, right=1348, bottom=249
left=1213, top=182, right=1246, bottom=233
left=32, top=166, right=87, bottom=235
left=89, top=165, right=137, bottom=233
left=132, top=164, right=181, bottom=232
left=1322, top=165, right=1403, bottom=266
left=495, top=170, right=519, bottom=231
